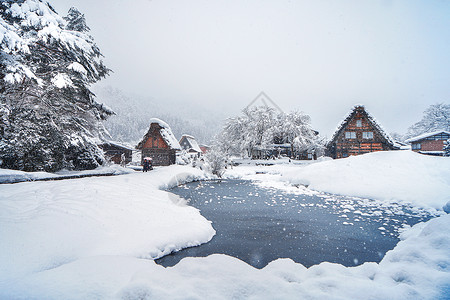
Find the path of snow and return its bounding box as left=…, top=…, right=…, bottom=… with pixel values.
left=0, top=151, right=449, bottom=299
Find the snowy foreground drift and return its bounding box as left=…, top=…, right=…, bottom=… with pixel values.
left=0, top=152, right=449, bottom=299
left=0, top=166, right=215, bottom=298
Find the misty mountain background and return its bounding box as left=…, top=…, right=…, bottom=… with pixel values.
left=94, top=86, right=226, bottom=146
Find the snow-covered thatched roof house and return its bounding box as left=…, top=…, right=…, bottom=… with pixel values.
left=326, top=105, right=398, bottom=159
left=179, top=134, right=202, bottom=154
left=136, top=118, right=181, bottom=166
left=405, top=130, right=450, bottom=156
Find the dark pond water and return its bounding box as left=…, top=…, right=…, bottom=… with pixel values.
left=156, top=179, right=434, bottom=269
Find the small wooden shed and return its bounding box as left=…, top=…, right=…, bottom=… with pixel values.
left=136, top=119, right=181, bottom=166
left=98, top=141, right=133, bottom=164
left=326, top=105, right=398, bottom=159
left=405, top=130, right=450, bottom=156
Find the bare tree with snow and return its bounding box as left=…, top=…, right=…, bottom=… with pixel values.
left=204, top=147, right=228, bottom=178
left=217, top=106, right=321, bottom=159
left=406, top=103, right=450, bottom=139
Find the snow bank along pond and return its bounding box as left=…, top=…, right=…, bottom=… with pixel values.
left=157, top=179, right=436, bottom=269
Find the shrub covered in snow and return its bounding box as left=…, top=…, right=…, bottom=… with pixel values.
left=204, top=147, right=228, bottom=178
left=0, top=1, right=111, bottom=171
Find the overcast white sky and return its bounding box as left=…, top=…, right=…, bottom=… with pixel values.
left=50, top=0, right=450, bottom=137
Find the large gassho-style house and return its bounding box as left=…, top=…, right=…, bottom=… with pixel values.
left=405, top=130, right=450, bottom=156
left=326, top=105, right=398, bottom=159
left=136, top=118, right=181, bottom=166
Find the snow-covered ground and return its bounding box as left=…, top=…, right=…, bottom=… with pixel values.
left=227, top=151, right=450, bottom=212
left=0, top=166, right=215, bottom=299
left=0, top=164, right=135, bottom=184
left=0, top=151, right=449, bottom=299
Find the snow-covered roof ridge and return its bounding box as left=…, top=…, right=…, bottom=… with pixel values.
left=328, top=105, right=395, bottom=146
left=405, top=130, right=450, bottom=143
left=148, top=118, right=171, bottom=130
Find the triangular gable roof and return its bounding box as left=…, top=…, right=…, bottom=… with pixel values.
left=328, top=105, right=395, bottom=147
left=180, top=134, right=202, bottom=153
left=405, top=130, right=450, bottom=143
left=136, top=118, right=181, bottom=150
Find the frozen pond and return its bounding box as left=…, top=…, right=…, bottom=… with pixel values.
left=156, top=179, right=434, bottom=269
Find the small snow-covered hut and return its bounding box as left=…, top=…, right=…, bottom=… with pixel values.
left=98, top=141, right=133, bottom=165
left=326, top=105, right=398, bottom=159
left=179, top=134, right=202, bottom=157
left=405, top=130, right=450, bottom=156
left=136, top=119, right=181, bottom=166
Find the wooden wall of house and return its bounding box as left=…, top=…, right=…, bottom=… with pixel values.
left=330, top=110, right=392, bottom=159
left=411, top=139, right=446, bottom=152
left=140, top=126, right=175, bottom=166
left=142, top=133, right=168, bottom=149
left=99, top=144, right=132, bottom=164
left=142, top=148, right=176, bottom=166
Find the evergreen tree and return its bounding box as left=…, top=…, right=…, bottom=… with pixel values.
left=0, top=0, right=112, bottom=171
left=64, top=7, right=90, bottom=32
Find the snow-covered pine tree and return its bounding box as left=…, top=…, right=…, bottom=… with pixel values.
left=64, top=7, right=90, bottom=32
left=0, top=1, right=112, bottom=171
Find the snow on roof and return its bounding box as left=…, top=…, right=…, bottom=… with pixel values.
left=137, top=118, right=181, bottom=150
left=328, top=105, right=395, bottom=146
left=405, top=130, right=450, bottom=143
left=148, top=118, right=171, bottom=130
left=181, top=134, right=202, bottom=153
left=100, top=140, right=135, bottom=151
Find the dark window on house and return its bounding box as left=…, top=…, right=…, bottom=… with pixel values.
left=345, top=132, right=356, bottom=139
left=356, top=119, right=362, bottom=127
left=362, top=132, right=373, bottom=139
left=412, top=143, right=421, bottom=150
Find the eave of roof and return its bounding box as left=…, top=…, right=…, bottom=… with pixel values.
left=405, top=130, right=450, bottom=143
